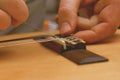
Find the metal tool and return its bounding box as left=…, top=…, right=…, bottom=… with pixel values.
left=0, top=34, right=56, bottom=47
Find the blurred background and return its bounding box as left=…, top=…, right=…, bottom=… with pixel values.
left=44, top=0, right=60, bottom=31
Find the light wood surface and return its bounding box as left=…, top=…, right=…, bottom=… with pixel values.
left=0, top=30, right=120, bottom=80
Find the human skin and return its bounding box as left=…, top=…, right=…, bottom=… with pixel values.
left=0, top=0, right=29, bottom=30
left=57, top=0, right=120, bottom=43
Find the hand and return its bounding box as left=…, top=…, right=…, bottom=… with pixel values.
left=0, top=0, right=29, bottom=30
left=56, top=0, right=120, bottom=43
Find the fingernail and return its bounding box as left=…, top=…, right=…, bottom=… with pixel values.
left=60, top=23, right=71, bottom=34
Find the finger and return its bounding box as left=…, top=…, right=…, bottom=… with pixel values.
left=98, top=2, right=120, bottom=28
left=59, top=0, right=81, bottom=13
left=74, top=22, right=117, bottom=43
left=58, top=8, right=78, bottom=35
left=81, top=0, right=97, bottom=7
left=0, top=9, right=11, bottom=30
left=58, top=0, right=81, bottom=35
left=94, top=0, right=109, bottom=14
left=0, top=0, right=29, bottom=27
left=77, top=15, right=99, bottom=30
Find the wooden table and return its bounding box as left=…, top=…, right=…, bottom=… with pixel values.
left=0, top=30, right=120, bottom=80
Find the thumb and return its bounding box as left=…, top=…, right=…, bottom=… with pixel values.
left=58, top=8, right=78, bottom=35
left=58, top=0, right=81, bottom=35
